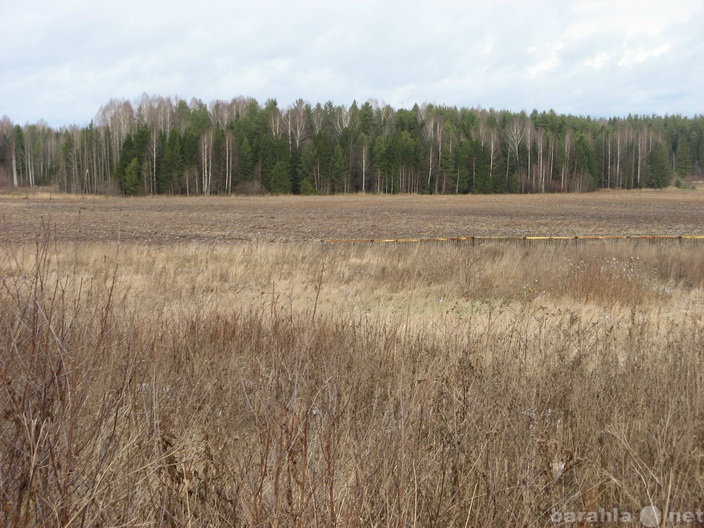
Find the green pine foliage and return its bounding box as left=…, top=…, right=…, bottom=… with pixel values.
left=647, top=143, right=671, bottom=188
left=122, top=158, right=141, bottom=196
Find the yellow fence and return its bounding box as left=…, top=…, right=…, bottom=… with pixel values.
left=325, top=235, right=704, bottom=245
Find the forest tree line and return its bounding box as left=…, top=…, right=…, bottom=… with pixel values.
left=1, top=95, right=702, bottom=196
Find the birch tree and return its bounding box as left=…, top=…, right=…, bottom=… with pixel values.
left=524, top=119, right=534, bottom=192
left=211, top=100, right=236, bottom=193
left=505, top=117, right=524, bottom=192
left=561, top=131, right=572, bottom=191
left=535, top=127, right=546, bottom=192
left=421, top=108, right=437, bottom=191
left=200, top=128, right=213, bottom=195
left=286, top=99, right=308, bottom=153
left=357, top=132, right=370, bottom=192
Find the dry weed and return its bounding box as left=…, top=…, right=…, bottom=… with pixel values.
left=1, top=234, right=703, bottom=527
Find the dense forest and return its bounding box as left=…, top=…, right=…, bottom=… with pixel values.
left=1, top=95, right=702, bottom=195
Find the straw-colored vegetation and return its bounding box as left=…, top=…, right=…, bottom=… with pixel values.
left=1, top=193, right=704, bottom=526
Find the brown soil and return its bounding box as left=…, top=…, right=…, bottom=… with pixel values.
left=1, top=190, right=703, bottom=244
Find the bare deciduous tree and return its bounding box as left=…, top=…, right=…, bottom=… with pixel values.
left=286, top=99, right=308, bottom=152
left=505, top=117, right=524, bottom=191
left=535, top=127, right=546, bottom=192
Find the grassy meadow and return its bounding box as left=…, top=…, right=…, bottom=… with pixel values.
left=1, top=192, right=704, bottom=527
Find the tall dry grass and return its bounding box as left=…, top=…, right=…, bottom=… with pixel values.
left=1, top=236, right=703, bottom=526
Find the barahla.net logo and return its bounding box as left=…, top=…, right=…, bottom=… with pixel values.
left=551, top=505, right=704, bottom=526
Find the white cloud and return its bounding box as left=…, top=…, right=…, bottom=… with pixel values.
left=1, top=0, right=702, bottom=126
left=618, top=43, right=672, bottom=67
left=584, top=52, right=611, bottom=70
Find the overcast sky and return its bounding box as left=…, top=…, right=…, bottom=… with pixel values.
left=2, top=0, right=703, bottom=127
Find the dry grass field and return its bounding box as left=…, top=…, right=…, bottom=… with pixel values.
left=1, top=190, right=704, bottom=527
